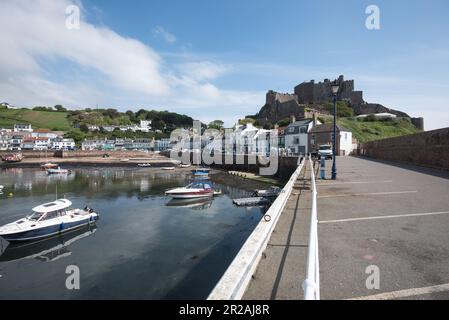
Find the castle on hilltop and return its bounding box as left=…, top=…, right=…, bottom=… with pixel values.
left=254, top=75, right=424, bottom=130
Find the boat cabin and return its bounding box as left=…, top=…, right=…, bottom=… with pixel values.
left=27, top=199, right=72, bottom=222
left=186, top=181, right=212, bottom=190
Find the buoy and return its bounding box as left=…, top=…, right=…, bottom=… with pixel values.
left=8, top=193, right=13, bottom=197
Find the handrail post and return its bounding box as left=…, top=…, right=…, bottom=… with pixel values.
left=302, top=156, right=320, bottom=300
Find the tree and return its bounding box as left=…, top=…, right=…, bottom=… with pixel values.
left=208, top=120, right=224, bottom=130
left=54, top=105, right=67, bottom=112
left=64, top=129, right=85, bottom=146
left=277, top=117, right=291, bottom=127
left=79, top=124, right=89, bottom=133
left=239, top=118, right=256, bottom=125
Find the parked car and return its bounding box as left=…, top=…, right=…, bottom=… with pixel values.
left=318, top=144, right=333, bottom=160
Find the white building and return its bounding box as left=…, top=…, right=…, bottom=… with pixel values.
left=139, top=120, right=152, bottom=132
left=14, top=124, right=33, bottom=133
left=81, top=140, right=103, bottom=151
left=51, top=138, right=75, bottom=150
left=0, top=132, right=9, bottom=150
left=285, top=119, right=321, bottom=156
left=308, top=124, right=354, bottom=156
left=31, top=129, right=60, bottom=140
left=356, top=113, right=397, bottom=119
left=155, top=138, right=171, bottom=151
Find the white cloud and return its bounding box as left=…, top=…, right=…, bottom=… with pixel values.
left=0, top=0, right=262, bottom=127
left=177, top=61, right=232, bottom=81
left=153, top=25, right=176, bottom=44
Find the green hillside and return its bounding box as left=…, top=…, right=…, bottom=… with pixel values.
left=331, top=117, right=421, bottom=143
left=0, top=108, right=71, bottom=131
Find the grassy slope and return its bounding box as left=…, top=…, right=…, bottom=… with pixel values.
left=0, top=109, right=71, bottom=131
left=336, top=118, right=422, bottom=143
left=319, top=115, right=421, bottom=143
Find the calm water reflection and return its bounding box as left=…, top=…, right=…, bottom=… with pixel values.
left=0, top=167, right=268, bottom=299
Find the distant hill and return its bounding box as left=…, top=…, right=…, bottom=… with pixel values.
left=0, top=108, right=71, bottom=131
left=0, top=106, right=197, bottom=133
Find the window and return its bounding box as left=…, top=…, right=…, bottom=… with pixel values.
left=300, top=126, right=308, bottom=134
left=294, top=138, right=300, bottom=144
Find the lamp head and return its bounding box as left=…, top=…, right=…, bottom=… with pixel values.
left=331, top=82, right=339, bottom=95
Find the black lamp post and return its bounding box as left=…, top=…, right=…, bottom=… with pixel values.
left=331, top=82, right=339, bottom=180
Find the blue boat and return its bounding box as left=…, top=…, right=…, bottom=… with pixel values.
left=191, top=168, right=211, bottom=176
left=0, top=199, right=98, bottom=242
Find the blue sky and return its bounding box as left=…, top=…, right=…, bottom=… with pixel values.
left=1, top=0, right=448, bottom=129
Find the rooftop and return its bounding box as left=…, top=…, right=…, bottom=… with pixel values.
left=309, top=123, right=350, bottom=133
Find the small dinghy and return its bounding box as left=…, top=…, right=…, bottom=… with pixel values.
left=179, top=164, right=191, bottom=168
left=137, top=163, right=151, bottom=167
left=46, top=167, right=71, bottom=175
left=254, top=186, right=282, bottom=198
left=0, top=199, right=98, bottom=242
left=162, top=167, right=175, bottom=171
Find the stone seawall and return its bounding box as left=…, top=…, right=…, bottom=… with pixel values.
left=359, top=127, right=449, bottom=170
left=162, top=151, right=300, bottom=180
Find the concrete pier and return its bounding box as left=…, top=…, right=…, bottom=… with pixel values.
left=239, top=156, right=449, bottom=300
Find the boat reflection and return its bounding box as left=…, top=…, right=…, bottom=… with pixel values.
left=0, top=225, right=97, bottom=263
left=166, top=198, right=213, bottom=210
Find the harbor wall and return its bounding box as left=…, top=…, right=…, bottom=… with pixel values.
left=163, top=151, right=300, bottom=180
left=358, top=127, right=449, bottom=171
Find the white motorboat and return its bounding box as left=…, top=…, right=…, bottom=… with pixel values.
left=162, top=167, right=175, bottom=171
left=46, top=167, right=71, bottom=175
left=165, top=181, right=214, bottom=199
left=0, top=185, right=4, bottom=191
left=179, top=164, right=191, bottom=168
left=0, top=199, right=99, bottom=242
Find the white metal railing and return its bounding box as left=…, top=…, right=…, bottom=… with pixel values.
left=302, top=156, right=320, bottom=300
left=208, top=157, right=306, bottom=300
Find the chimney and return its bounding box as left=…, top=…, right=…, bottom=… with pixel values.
left=313, top=112, right=317, bottom=127
left=290, top=115, right=296, bottom=124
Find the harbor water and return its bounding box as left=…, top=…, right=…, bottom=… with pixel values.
left=0, top=167, right=271, bottom=299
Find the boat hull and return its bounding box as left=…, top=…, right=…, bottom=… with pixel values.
left=166, top=192, right=213, bottom=199
left=0, top=216, right=98, bottom=242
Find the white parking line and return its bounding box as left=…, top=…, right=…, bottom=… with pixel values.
left=317, top=180, right=392, bottom=186
left=319, top=211, right=449, bottom=224
left=348, top=283, right=449, bottom=300
left=318, top=191, right=417, bottom=199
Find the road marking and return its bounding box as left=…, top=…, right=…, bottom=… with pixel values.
left=319, top=210, right=449, bottom=224
left=348, top=283, right=449, bottom=300
left=317, top=180, right=392, bottom=186
left=318, top=191, right=417, bottom=199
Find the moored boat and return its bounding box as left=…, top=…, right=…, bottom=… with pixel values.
left=137, top=163, right=151, bottom=167
left=165, top=181, right=214, bottom=199
left=41, top=163, right=59, bottom=170
left=191, top=168, right=210, bottom=176
left=254, top=186, right=282, bottom=198
left=46, top=167, right=71, bottom=175
left=0, top=199, right=99, bottom=242
left=162, top=167, right=175, bottom=171
left=1, top=153, right=23, bottom=163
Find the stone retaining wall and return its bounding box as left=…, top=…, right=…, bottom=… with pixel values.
left=358, top=127, right=449, bottom=170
